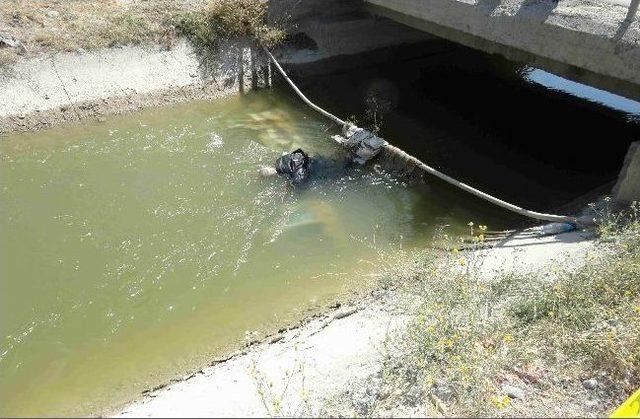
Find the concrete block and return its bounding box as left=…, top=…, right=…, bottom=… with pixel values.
left=613, top=141, right=640, bottom=204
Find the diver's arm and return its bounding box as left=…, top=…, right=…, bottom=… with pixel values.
left=259, top=166, right=278, bottom=177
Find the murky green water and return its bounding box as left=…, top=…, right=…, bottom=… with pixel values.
left=0, top=89, right=506, bottom=417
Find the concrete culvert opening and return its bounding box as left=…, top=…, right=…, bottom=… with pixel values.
left=287, top=42, right=640, bottom=215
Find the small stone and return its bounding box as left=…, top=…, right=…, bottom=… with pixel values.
left=585, top=399, right=599, bottom=408
left=583, top=379, right=598, bottom=390
left=503, top=384, right=525, bottom=399
left=46, top=10, right=60, bottom=18
left=0, top=34, right=22, bottom=49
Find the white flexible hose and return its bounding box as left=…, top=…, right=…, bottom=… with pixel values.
left=384, top=144, right=575, bottom=223
left=265, top=50, right=345, bottom=126
left=265, top=49, right=576, bottom=224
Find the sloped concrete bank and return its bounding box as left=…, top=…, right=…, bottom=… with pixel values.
left=114, top=230, right=598, bottom=418
left=0, top=40, right=268, bottom=136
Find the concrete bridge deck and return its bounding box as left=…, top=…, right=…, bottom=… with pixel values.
left=365, top=0, right=640, bottom=100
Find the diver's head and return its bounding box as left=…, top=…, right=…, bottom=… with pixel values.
left=275, top=149, right=310, bottom=184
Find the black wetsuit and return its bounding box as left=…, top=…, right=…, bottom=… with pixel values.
left=275, top=148, right=310, bottom=185
left=274, top=149, right=348, bottom=185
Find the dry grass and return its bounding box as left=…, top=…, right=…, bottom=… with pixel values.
left=0, top=0, right=284, bottom=64
left=172, top=0, right=285, bottom=49
left=1, top=1, right=183, bottom=56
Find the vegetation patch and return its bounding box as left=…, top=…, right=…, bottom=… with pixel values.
left=173, top=0, right=285, bottom=49
left=0, top=0, right=284, bottom=66
left=370, top=205, right=640, bottom=416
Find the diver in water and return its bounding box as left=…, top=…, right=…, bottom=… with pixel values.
left=260, top=148, right=349, bottom=185
left=258, top=123, right=389, bottom=185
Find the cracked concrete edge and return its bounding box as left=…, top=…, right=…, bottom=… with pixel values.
left=110, top=294, right=379, bottom=417
left=0, top=79, right=252, bottom=137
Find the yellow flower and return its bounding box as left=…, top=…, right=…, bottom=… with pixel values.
left=490, top=395, right=510, bottom=409
left=459, top=257, right=466, bottom=266
left=503, top=334, right=513, bottom=344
